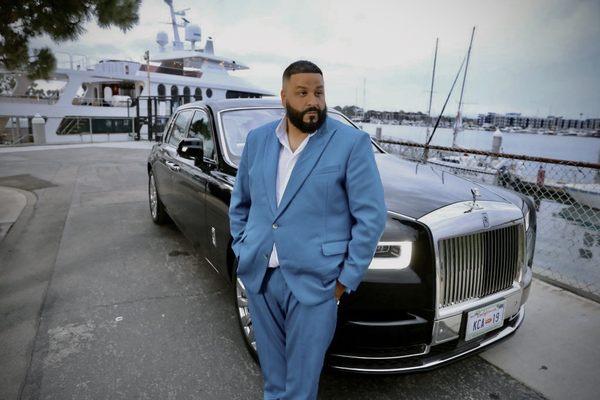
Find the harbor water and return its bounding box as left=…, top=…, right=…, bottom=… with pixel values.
left=361, top=124, right=600, bottom=164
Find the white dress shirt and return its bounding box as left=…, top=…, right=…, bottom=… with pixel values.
left=268, top=118, right=316, bottom=268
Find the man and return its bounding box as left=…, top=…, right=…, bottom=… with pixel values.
left=229, top=60, right=387, bottom=399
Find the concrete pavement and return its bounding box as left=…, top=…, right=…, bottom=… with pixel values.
left=0, top=186, right=27, bottom=241
left=0, top=144, right=597, bottom=399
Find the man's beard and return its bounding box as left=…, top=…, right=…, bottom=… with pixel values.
left=285, top=102, right=327, bottom=133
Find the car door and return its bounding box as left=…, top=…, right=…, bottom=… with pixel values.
left=154, top=109, right=194, bottom=223
left=203, top=109, right=234, bottom=276
left=171, top=108, right=215, bottom=256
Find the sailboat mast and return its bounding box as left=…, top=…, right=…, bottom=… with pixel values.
left=452, top=26, right=476, bottom=147
left=425, top=38, right=439, bottom=143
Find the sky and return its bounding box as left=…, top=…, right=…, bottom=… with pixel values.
left=31, top=0, right=600, bottom=119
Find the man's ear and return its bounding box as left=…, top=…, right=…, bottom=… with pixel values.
left=280, top=88, right=286, bottom=107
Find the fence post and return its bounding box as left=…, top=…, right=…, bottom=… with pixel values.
left=147, top=97, right=153, bottom=141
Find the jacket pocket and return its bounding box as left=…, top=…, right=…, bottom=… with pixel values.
left=322, top=239, right=349, bottom=256
left=313, top=164, right=340, bottom=175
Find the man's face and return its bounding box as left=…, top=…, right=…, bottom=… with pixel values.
left=281, top=72, right=327, bottom=133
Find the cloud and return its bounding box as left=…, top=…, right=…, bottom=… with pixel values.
left=27, top=0, right=600, bottom=118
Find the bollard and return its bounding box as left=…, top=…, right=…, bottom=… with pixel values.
left=375, top=126, right=382, bottom=143
left=491, top=128, right=503, bottom=159
left=32, top=113, right=46, bottom=145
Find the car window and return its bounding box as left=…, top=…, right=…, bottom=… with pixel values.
left=220, top=108, right=381, bottom=166
left=168, top=110, right=193, bottom=147
left=188, top=109, right=215, bottom=160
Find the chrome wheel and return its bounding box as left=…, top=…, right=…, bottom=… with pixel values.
left=149, top=173, right=158, bottom=220
left=148, top=170, right=168, bottom=225
left=236, top=276, right=256, bottom=351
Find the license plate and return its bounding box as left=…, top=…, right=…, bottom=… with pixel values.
left=465, top=300, right=505, bottom=341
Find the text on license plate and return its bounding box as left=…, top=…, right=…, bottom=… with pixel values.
left=465, top=300, right=505, bottom=341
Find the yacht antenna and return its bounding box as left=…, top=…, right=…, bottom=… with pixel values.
left=452, top=26, right=476, bottom=147
left=164, top=0, right=184, bottom=50
left=425, top=38, right=439, bottom=144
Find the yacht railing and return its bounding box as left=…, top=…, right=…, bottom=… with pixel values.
left=0, top=94, right=58, bottom=105
left=71, top=97, right=133, bottom=107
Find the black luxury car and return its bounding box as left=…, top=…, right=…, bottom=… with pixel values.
left=147, top=98, right=537, bottom=373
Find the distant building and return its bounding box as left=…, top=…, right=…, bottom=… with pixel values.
left=476, top=112, right=598, bottom=131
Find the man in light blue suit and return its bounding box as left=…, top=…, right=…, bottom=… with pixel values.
left=229, top=60, right=387, bottom=399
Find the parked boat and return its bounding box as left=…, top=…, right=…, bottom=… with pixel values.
left=564, top=183, right=600, bottom=210
left=0, top=0, right=272, bottom=144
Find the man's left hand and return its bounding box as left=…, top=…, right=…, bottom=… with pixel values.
left=335, top=280, right=346, bottom=300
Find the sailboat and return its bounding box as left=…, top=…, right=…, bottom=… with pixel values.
left=424, top=38, right=438, bottom=144
left=425, top=27, right=517, bottom=184
left=452, top=26, right=476, bottom=148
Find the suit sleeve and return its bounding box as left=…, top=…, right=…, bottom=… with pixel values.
left=337, top=132, right=387, bottom=292
left=228, top=130, right=253, bottom=258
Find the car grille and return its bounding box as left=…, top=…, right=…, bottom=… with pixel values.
left=438, top=224, right=524, bottom=307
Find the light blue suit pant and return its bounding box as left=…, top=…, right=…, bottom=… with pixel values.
left=246, top=266, right=338, bottom=400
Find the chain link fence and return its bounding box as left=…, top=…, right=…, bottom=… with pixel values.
left=375, top=137, right=600, bottom=302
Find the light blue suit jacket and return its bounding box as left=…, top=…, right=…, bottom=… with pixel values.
left=229, top=116, right=387, bottom=306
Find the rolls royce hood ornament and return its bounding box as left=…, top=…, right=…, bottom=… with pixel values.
left=464, top=187, right=484, bottom=212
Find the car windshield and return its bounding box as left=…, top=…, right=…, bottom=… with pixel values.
left=220, top=107, right=381, bottom=166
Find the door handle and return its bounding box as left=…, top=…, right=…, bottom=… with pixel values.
left=165, top=161, right=181, bottom=172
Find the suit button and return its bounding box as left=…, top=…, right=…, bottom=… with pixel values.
left=272, top=223, right=278, bottom=229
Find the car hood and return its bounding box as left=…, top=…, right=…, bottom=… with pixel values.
left=376, top=153, right=513, bottom=219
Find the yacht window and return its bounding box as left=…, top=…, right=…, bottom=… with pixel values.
left=157, top=84, right=166, bottom=100
left=188, top=109, right=215, bottom=160
left=194, top=87, right=202, bottom=101
left=171, top=85, right=179, bottom=101
left=183, top=86, right=191, bottom=104
left=206, top=88, right=213, bottom=98
left=168, top=109, right=193, bottom=147
left=91, top=118, right=133, bottom=133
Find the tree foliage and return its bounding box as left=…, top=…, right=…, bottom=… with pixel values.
left=0, top=0, right=141, bottom=79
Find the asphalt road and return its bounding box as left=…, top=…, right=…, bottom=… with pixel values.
left=0, top=146, right=547, bottom=400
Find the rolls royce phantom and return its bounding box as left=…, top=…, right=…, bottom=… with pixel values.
left=146, top=98, right=537, bottom=373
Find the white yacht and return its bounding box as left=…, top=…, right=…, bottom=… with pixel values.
left=0, top=0, right=272, bottom=145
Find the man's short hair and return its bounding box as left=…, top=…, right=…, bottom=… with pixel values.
left=282, top=60, right=323, bottom=85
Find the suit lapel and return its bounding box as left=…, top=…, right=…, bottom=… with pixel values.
left=263, top=123, right=280, bottom=216
left=273, top=117, right=337, bottom=220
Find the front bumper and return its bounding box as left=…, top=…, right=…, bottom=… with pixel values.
left=327, top=304, right=525, bottom=374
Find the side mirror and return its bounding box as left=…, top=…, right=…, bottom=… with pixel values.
left=177, top=138, right=204, bottom=160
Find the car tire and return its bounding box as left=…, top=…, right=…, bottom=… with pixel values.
left=233, top=258, right=259, bottom=363
left=148, top=170, right=169, bottom=225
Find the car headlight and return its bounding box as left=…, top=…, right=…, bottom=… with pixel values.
left=370, top=241, right=413, bottom=270
left=523, top=209, right=530, bottom=231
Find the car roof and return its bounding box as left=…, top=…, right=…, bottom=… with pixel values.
left=177, top=98, right=282, bottom=113
left=176, top=97, right=342, bottom=114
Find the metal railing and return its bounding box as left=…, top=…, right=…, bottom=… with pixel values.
left=376, top=137, right=600, bottom=302
left=71, top=97, right=134, bottom=107
left=0, top=94, right=58, bottom=104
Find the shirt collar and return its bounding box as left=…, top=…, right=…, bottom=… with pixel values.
left=275, top=117, right=317, bottom=150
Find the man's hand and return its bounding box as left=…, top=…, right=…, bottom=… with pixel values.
left=335, top=280, right=346, bottom=300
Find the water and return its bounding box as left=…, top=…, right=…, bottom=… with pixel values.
left=361, top=124, right=600, bottom=164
